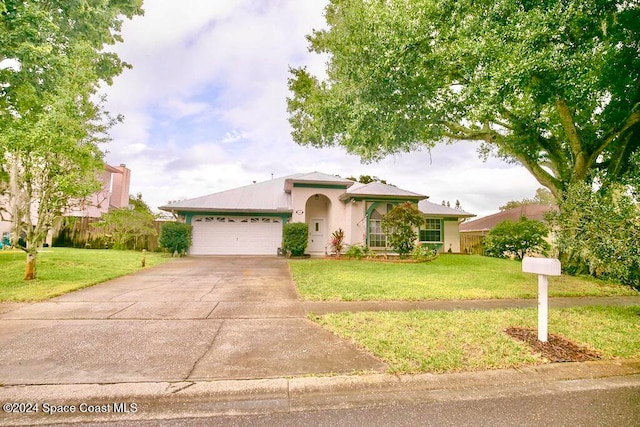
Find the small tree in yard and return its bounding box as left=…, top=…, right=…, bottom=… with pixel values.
left=381, top=202, right=424, bottom=258
left=159, top=222, right=193, bottom=256
left=485, top=217, right=550, bottom=260
left=282, top=222, right=308, bottom=256
left=93, top=194, right=157, bottom=249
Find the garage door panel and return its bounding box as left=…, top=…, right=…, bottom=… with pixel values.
left=191, top=216, right=283, bottom=255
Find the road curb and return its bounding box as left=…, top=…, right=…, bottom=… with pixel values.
left=1, top=360, right=639, bottom=425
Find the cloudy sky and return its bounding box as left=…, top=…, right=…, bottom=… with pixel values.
left=101, top=0, right=541, bottom=218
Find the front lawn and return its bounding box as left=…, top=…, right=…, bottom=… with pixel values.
left=311, top=306, right=640, bottom=374
left=289, top=255, right=637, bottom=301
left=0, top=248, right=171, bottom=301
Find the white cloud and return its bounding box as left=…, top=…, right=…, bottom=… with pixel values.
left=101, top=0, right=541, bottom=218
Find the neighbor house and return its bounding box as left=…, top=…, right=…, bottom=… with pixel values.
left=65, top=163, right=131, bottom=218
left=0, top=163, right=131, bottom=246
left=459, top=204, right=557, bottom=254
left=159, top=172, right=475, bottom=256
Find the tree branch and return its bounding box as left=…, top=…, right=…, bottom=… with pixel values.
left=555, top=99, right=589, bottom=181
left=554, top=99, right=583, bottom=156
left=513, top=152, right=564, bottom=199
left=590, top=104, right=640, bottom=163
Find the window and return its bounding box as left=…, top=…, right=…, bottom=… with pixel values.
left=420, top=219, right=442, bottom=242
left=369, top=219, right=386, bottom=247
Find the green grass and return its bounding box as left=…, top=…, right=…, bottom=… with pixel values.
left=0, top=248, right=171, bottom=301
left=311, top=306, right=640, bottom=374
left=289, top=255, right=638, bottom=301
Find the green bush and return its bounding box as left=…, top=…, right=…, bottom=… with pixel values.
left=283, top=222, right=308, bottom=256
left=381, top=202, right=424, bottom=257
left=345, top=244, right=371, bottom=259
left=412, top=243, right=439, bottom=262
left=159, top=222, right=193, bottom=254
left=484, top=217, right=549, bottom=260
left=549, top=182, right=640, bottom=288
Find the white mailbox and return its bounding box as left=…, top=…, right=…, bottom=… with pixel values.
left=522, top=257, right=561, bottom=276
left=522, top=256, right=562, bottom=342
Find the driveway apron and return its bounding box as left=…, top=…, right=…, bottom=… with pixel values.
left=0, top=257, right=386, bottom=385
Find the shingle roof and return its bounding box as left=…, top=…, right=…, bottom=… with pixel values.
left=418, top=200, right=475, bottom=218
left=459, top=204, right=557, bottom=233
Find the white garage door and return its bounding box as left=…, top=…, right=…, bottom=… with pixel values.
left=190, top=216, right=283, bottom=255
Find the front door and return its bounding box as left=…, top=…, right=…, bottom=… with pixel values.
left=308, top=218, right=325, bottom=254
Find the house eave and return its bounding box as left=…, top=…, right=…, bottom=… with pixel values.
left=339, top=194, right=428, bottom=202
left=159, top=206, right=292, bottom=215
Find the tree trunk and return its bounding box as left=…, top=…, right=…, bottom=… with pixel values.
left=24, top=252, right=37, bottom=280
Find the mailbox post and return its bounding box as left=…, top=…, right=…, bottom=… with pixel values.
left=522, top=257, right=561, bottom=342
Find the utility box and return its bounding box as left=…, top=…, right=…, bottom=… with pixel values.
left=522, top=257, right=561, bottom=276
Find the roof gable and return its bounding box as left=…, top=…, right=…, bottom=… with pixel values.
left=284, top=172, right=354, bottom=192
left=341, top=181, right=427, bottom=201
left=418, top=200, right=475, bottom=218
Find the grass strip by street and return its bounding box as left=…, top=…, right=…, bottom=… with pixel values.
left=0, top=248, right=171, bottom=301
left=289, top=255, right=638, bottom=301
left=310, top=306, right=640, bottom=374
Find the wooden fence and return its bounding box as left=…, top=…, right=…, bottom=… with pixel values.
left=460, top=233, right=485, bottom=255
left=52, top=216, right=162, bottom=251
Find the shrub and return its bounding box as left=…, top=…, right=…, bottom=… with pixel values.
left=484, top=217, right=549, bottom=260
left=159, top=222, right=193, bottom=255
left=344, top=244, right=372, bottom=259
left=381, top=202, right=424, bottom=258
left=331, top=228, right=345, bottom=257
left=283, top=222, right=308, bottom=256
left=549, top=182, right=640, bottom=288
left=412, top=243, right=439, bottom=262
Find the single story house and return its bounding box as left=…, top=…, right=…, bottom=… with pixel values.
left=459, top=204, right=557, bottom=254
left=159, top=172, right=475, bottom=256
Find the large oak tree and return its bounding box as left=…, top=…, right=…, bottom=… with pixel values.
left=288, top=0, right=640, bottom=199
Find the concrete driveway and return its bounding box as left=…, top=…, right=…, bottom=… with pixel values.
left=0, top=257, right=386, bottom=385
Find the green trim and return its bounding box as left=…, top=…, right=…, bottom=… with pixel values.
left=181, top=211, right=291, bottom=222
left=348, top=197, right=421, bottom=203
left=293, top=183, right=348, bottom=189
left=419, top=218, right=444, bottom=245
left=365, top=202, right=377, bottom=247
left=365, top=201, right=407, bottom=247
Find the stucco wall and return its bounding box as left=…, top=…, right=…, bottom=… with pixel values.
left=290, top=187, right=347, bottom=253
left=345, top=200, right=366, bottom=247
left=443, top=220, right=462, bottom=253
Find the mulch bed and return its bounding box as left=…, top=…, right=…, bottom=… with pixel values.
left=504, top=327, right=601, bottom=362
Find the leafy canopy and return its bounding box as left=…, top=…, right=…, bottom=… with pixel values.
left=288, top=0, right=640, bottom=197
